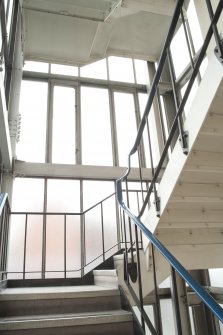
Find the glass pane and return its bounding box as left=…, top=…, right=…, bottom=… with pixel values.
left=170, top=25, right=191, bottom=78
left=6, top=0, right=14, bottom=37
left=134, top=59, right=149, bottom=85
left=80, top=59, right=107, bottom=80
left=81, top=87, right=113, bottom=165
left=102, top=195, right=118, bottom=256
left=47, top=179, right=80, bottom=213
left=12, top=178, right=44, bottom=212
left=45, top=215, right=64, bottom=278
left=85, top=206, right=103, bottom=271
left=17, top=81, right=48, bottom=162
left=51, top=64, right=78, bottom=76
left=187, top=0, right=203, bottom=53
left=160, top=299, right=176, bottom=334
left=66, top=215, right=81, bottom=277
left=52, top=86, right=76, bottom=164
left=83, top=181, right=114, bottom=210
left=139, top=93, right=161, bottom=167
left=25, top=215, right=43, bottom=279
left=23, top=61, right=49, bottom=73
left=108, top=56, right=134, bottom=83
left=83, top=181, right=115, bottom=272
left=209, top=268, right=223, bottom=287
left=114, top=92, right=138, bottom=167
left=7, top=215, right=26, bottom=279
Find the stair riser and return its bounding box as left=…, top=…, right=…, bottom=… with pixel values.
left=0, top=322, right=134, bottom=335
left=0, top=296, right=121, bottom=317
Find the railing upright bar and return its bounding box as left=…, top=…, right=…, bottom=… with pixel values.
left=180, top=8, right=195, bottom=70
left=167, top=48, right=188, bottom=153
left=23, top=214, right=28, bottom=280
left=4, top=205, right=10, bottom=280
left=64, top=214, right=67, bottom=279
left=101, top=203, right=105, bottom=262
left=2, top=207, right=8, bottom=278
left=122, top=210, right=129, bottom=283
left=205, top=0, right=223, bottom=57
left=151, top=244, right=163, bottom=335
left=134, top=226, right=145, bottom=332
left=41, top=214, right=47, bottom=279
left=81, top=213, right=86, bottom=277
left=146, top=118, right=160, bottom=216
left=125, top=181, right=134, bottom=264
left=0, top=206, right=5, bottom=271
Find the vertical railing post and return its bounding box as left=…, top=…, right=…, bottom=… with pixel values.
left=134, top=226, right=145, bottom=332
left=80, top=213, right=86, bottom=277
left=151, top=244, right=163, bottom=335
left=100, top=202, right=105, bottom=262
left=167, top=48, right=188, bottom=154
left=41, top=214, right=46, bottom=279
left=23, top=214, right=28, bottom=280
left=64, top=214, right=67, bottom=279
left=205, top=0, right=223, bottom=61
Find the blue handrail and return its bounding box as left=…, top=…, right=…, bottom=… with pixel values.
left=116, top=0, right=223, bottom=324
left=116, top=187, right=223, bottom=322
left=0, top=193, right=8, bottom=215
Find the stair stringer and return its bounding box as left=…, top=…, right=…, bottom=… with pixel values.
left=142, top=52, right=223, bottom=276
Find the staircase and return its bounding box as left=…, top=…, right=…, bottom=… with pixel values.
left=0, top=272, right=135, bottom=335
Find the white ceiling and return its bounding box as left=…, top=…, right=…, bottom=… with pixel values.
left=21, top=0, right=176, bottom=66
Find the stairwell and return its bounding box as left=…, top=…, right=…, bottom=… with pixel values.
left=0, top=256, right=139, bottom=335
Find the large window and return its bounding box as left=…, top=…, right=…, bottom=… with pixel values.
left=19, top=57, right=152, bottom=168
left=81, top=87, right=112, bottom=165
left=17, top=81, right=48, bottom=162
left=52, top=86, right=76, bottom=164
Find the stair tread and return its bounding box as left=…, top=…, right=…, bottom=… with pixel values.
left=0, top=285, right=120, bottom=301
left=0, top=310, right=132, bottom=330
left=93, top=269, right=117, bottom=276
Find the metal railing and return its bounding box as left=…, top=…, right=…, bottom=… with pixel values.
left=4, top=190, right=144, bottom=280
left=116, top=0, right=223, bottom=332
left=0, top=193, right=10, bottom=283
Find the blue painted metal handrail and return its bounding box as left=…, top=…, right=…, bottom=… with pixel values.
left=116, top=0, right=223, bottom=324
left=0, top=193, right=8, bottom=215
left=116, top=188, right=223, bottom=322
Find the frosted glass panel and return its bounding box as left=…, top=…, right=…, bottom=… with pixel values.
left=81, top=87, right=112, bottom=165
left=102, top=196, right=118, bottom=254
left=187, top=0, right=203, bottom=52
left=66, top=215, right=81, bottom=277
left=17, top=81, right=48, bottom=162
left=7, top=215, right=25, bottom=279
left=109, top=56, right=134, bottom=83
left=114, top=92, right=138, bottom=167
left=25, top=215, right=43, bottom=279
left=80, top=59, right=107, bottom=80
left=160, top=299, right=176, bottom=335
left=83, top=181, right=114, bottom=210
left=85, top=206, right=103, bottom=271
left=170, top=25, right=191, bottom=78
left=139, top=93, right=160, bottom=166
left=52, top=86, right=76, bottom=164
left=209, top=268, right=223, bottom=287
left=12, top=178, right=44, bottom=212
left=47, top=179, right=80, bottom=213
left=45, top=215, right=64, bottom=278
left=134, top=59, right=149, bottom=85
left=83, top=181, right=114, bottom=272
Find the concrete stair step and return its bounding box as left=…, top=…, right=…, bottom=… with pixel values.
left=93, top=270, right=118, bottom=288
left=0, top=310, right=134, bottom=335
left=0, top=285, right=121, bottom=317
